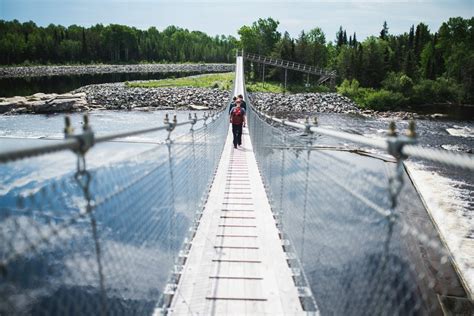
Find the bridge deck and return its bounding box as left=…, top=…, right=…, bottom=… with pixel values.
left=166, top=124, right=305, bottom=315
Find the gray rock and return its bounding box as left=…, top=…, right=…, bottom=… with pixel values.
left=32, top=93, right=57, bottom=100
left=55, top=92, right=86, bottom=99
left=33, top=98, right=75, bottom=113
left=250, top=92, right=361, bottom=115
left=1, top=93, right=90, bottom=114
left=74, top=83, right=229, bottom=112
left=189, top=104, right=209, bottom=110
left=0, top=101, right=16, bottom=113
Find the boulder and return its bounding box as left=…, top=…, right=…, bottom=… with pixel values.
left=33, top=98, right=80, bottom=113
left=0, top=96, right=29, bottom=113
left=189, top=104, right=209, bottom=110
left=0, top=101, right=16, bottom=114
left=54, top=92, right=86, bottom=99
left=7, top=96, right=27, bottom=104
left=32, top=93, right=56, bottom=100
left=8, top=107, right=29, bottom=114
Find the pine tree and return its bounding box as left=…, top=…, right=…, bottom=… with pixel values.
left=352, top=32, right=357, bottom=47
left=404, top=49, right=416, bottom=78
left=414, top=23, right=431, bottom=59
left=343, top=30, right=347, bottom=45
left=336, top=26, right=344, bottom=47
left=383, top=47, right=390, bottom=73
left=431, top=33, right=443, bottom=78
left=380, top=21, right=389, bottom=40
left=356, top=44, right=364, bottom=83
left=81, top=28, right=87, bottom=59
left=349, top=48, right=356, bottom=80
left=408, top=25, right=415, bottom=50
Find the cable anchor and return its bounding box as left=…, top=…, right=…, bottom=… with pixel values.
left=64, top=114, right=95, bottom=176
left=386, top=120, right=417, bottom=211
left=164, top=114, right=177, bottom=142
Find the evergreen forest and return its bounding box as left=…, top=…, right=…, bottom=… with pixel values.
left=0, top=17, right=472, bottom=108
left=0, top=20, right=237, bottom=64
left=239, top=17, right=473, bottom=108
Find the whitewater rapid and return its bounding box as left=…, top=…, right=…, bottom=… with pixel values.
left=405, top=161, right=473, bottom=297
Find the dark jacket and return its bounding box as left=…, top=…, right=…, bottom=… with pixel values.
left=228, top=101, right=235, bottom=114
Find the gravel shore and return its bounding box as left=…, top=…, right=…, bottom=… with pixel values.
left=0, top=63, right=235, bottom=79
left=249, top=92, right=424, bottom=120
left=74, top=83, right=230, bottom=111
left=249, top=92, right=360, bottom=114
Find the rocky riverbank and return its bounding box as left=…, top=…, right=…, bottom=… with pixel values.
left=0, top=80, right=438, bottom=119
left=0, top=93, right=89, bottom=114
left=74, top=83, right=229, bottom=111
left=249, top=92, right=426, bottom=120
left=250, top=92, right=360, bottom=114
left=0, top=82, right=230, bottom=114
left=73, top=83, right=229, bottom=110
left=0, top=63, right=234, bottom=79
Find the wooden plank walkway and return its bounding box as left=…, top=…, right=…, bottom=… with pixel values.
left=166, top=124, right=305, bottom=315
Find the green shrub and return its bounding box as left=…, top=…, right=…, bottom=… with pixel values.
left=314, top=85, right=332, bottom=93
left=337, top=79, right=374, bottom=108
left=364, top=89, right=407, bottom=110
left=382, top=72, right=414, bottom=96
left=411, top=78, right=463, bottom=105
left=434, top=78, right=463, bottom=104
left=337, top=79, right=359, bottom=97
left=338, top=79, right=408, bottom=110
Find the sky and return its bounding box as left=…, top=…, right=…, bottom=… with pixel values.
left=1, top=0, right=473, bottom=41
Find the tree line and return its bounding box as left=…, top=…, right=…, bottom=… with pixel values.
left=0, top=20, right=237, bottom=65
left=1, top=17, right=472, bottom=107
left=239, top=17, right=474, bottom=107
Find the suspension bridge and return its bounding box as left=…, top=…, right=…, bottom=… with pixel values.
left=0, top=55, right=473, bottom=315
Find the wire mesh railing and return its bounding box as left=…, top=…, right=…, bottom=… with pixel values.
left=0, top=109, right=228, bottom=315
left=247, top=104, right=473, bottom=315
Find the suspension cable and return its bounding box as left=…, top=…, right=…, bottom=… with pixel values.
left=0, top=109, right=228, bottom=164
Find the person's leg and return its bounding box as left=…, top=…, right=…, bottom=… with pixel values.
left=237, top=124, right=243, bottom=146
left=232, top=124, right=238, bottom=148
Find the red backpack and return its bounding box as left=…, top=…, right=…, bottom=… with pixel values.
left=231, top=107, right=244, bottom=125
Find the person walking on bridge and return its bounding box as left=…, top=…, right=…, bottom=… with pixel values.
left=237, top=94, right=247, bottom=111
left=230, top=99, right=246, bottom=149
left=228, top=96, right=237, bottom=114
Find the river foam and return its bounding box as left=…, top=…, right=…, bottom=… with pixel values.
left=405, top=161, right=474, bottom=297
left=446, top=126, right=473, bottom=138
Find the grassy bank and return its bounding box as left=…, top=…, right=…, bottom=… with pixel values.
left=126, top=72, right=333, bottom=94
left=126, top=72, right=234, bottom=90
left=246, top=80, right=332, bottom=94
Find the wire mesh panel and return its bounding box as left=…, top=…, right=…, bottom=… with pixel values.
left=0, top=111, right=228, bottom=315
left=248, top=108, right=472, bottom=315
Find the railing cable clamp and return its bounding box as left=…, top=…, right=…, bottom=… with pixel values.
left=164, top=114, right=177, bottom=141
left=386, top=120, right=417, bottom=210
left=64, top=114, right=95, bottom=157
